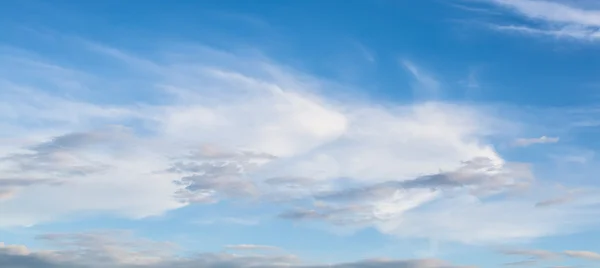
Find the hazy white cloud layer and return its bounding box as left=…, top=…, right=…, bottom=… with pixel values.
left=0, top=40, right=599, bottom=246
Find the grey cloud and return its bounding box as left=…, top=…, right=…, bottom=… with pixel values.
left=497, top=248, right=600, bottom=266
left=0, top=178, right=62, bottom=188
left=280, top=158, right=533, bottom=227
left=502, top=259, right=537, bottom=266
left=172, top=163, right=259, bottom=203
left=29, top=130, right=119, bottom=153
left=279, top=205, right=381, bottom=226
left=184, top=146, right=277, bottom=162
left=500, top=249, right=560, bottom=260
left=0, top=249, right=474, bottom=268
left=168, top=147, right=276, bottom=203
left=316, top=181, right=405, bottom=203
left=0, top=128, right=128, bottom=178
left=535, top=188, right=586, bottom=208
left=535, top=196, right=573, bottom=208
left=0, top=252, right=72, bottom=268
left=0, top=128, right=130, bottom=202
left=564, top=250, right=600, bottom=260
left=0, top=178, right=63, bottom=201
left=317, top=157, right=532, bottom=204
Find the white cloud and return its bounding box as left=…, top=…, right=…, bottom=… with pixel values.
left=402, top=60, right=441, bottom=99
left=0, top=42, right=503, bottom=225
left=513, top=136, right=559, bottom=147
left=489, top=0, right=600, bottom=40
left=0, top=40, right=598, bottom=245
left=493, top=24, right=600, bottom=40
left=492, top=0, right=600, bottom=26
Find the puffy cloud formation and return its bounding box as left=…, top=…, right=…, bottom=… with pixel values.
left=0, top=41, right=599, bottom=244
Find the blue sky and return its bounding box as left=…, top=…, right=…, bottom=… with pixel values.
left=2, top=0, right=600, bottom=267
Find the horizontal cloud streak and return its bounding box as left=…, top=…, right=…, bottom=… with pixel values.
left=0, top=231, right=476, bottom=268
left=488, top=0, right=600, bottom=41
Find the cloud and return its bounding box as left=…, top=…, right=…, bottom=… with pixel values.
left=354, top=42, right=376, bottom=63
left=502, top=259, right=537, bottom=266
left=463, top=68, right=480, bottom=90
left=491, top=0, right=600, bottom=26
left=488, top=0, right=600, bottom=40
left=0, top=41, right=508, bottom=230
left=402, top=60, right=441, bottom=99
left=498, top=247, right=600, bottom=264
left=492, top=24, right=600, bottom=40
left=280, top=158, right=586, bottom=244
left=224, top=244, right=281, bottom=251
left=0, top=189, right=15, bottom=200
left=500, top=249, right=560, bottom=260
left=193, top=217, right=260, bottom=226
left=282, top=181, right=600, bottom=244
left=535, top=195, right=573, bottom=207
left=1, top=39, right=599, bottom=245
left=0, top=231, right=476, bottom=268
left=564, top=250, right=600, bottom=261
left=513, top=136, right=559, bottom=147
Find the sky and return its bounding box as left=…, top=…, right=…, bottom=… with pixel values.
left=2, top=0, right=600, bottom=267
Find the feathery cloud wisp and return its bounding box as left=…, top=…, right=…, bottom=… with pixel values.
left=489, top=0, right=600, bottom=40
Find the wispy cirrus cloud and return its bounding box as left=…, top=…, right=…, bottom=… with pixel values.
left=401, top=60, right=441, bottom=99
left=487, top=0, right=600, bottom=40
